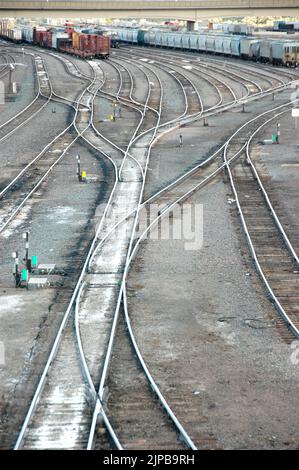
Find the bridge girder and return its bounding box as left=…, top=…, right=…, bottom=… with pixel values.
left=0, top=8, right=299, bottom=21
left=0, top=1, right=299, bottom=21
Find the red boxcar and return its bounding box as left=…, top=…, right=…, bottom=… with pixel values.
left=33, top=26, right=47, bottom=45
left=96, top=35, right=110, bottom=58
left=88, top=34, right=97, bottom=55
left=79, top=34, right=89, bottom=51
left=46, top=31, right=52, bottom=49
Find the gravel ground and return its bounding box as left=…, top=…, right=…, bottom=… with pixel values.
left=0, top=49, right=115, bottom=448
left=0, top=137, right=114, bottom=448
left=250, top=110, right=299, bottom=252
left=127, top=175, right=299, bottom=449
left=144, top=89, right=290, bottom=201
left=0, top=101, right=73, bottom=186
left=38, top=49, right=91, bottom=101
left=1, top=44, right=298, bottom=450
left=122, top=66, right=299, bottom=449
left=0, top=49, right=36, bottom=125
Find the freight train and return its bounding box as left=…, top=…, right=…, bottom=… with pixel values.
left=116, top=28, right=299, bottom=67
left=0, top=22, right=110, bottom=59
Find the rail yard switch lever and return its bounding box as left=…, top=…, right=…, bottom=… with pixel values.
left=76, top=155, right=81, bottom=180
left=277, top=123, right=280, bottom=144
left=12, top=251, right=20, bottom=288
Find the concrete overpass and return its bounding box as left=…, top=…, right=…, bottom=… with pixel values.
left=0, top=1, right=298, bottom=21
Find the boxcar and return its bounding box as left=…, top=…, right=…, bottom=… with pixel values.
left=147, top=30, right=156, bottom=46
left=240, top=38, right=260, bottom=59
left=137, top=29, right=145, bottom=46
left=189, top=33, right=198, bottom=51
left=198, top=35, right=207, bottom=51
left=161, top=32, right=168, bottom=47
left=173, top=33, right=182, bottom=49
left=215, top=36, right=224, bottom=54
left=251, top=41, right=261, bottom=61
left=272, top=41, right=299, bottom=66
left=222, top=37, right=232, bottom=55
left=33, top=26, right=47, bottom=45
left=182, top=33, right=190, bottom=50
left=21, top=26, right=34, bottom=43
left=96, top=35, right=110, bottom=58
left=259, top=40, right=273, bottom=63
left=231, top=36, right=241, bottom=56
left=167, top=33, right=176, bottom=49
left=8, top=28, right=22, bottom=43
left=206, top=35, right=215, bottom=53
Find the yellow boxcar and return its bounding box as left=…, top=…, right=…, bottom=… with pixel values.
left=72, top=31, right=79, bottom=50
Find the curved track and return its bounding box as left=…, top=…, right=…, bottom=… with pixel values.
left=1, top=42, right=297, bottom=450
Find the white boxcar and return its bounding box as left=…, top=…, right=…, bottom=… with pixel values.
left=222, top=24, right=230, bottom=34
left=155, top=32, right=164, bottom=47
left=147, top=30, right=157, bottom=46
left=222, top=37, right=232, bottom=55
left=240, top=24, right=254, bottom=35
left=231, top=36, right=241, bottom=56
left=13, top=28, right=22, bottom=42
left=125, top=29, right=133, bottom=42
left=21, top=26, right=34, bottom=43
left=251, top=41, right=261, bottom=60
left=198, top=35, right=207, bottom=51
left=118, top=29, right=128, bottom=42
left=272, top=41, right=288, bottom=64
left=189, top=33, right=198, bottom=50
left=260, top=40, right=273, bottom=62
left=131, top=30, right=138, bottom=44
left=167, top=33, right=176, bottom=49
left=206, top=35, right=215, bottom=52
left=173, top=33, right=182, bottom=49
left=182, top=33, right=190, bottom=49
left=215, top=36, right=224, bottom=54
left=240, top=38, right=260, bottom=58
left=272, top=41, right=299, bottom=65
left=52, top=32, right=69, bottom=50
left=161, top=32, right=168, bottom=47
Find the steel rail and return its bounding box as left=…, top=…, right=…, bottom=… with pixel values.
left=13, top=62, right=115, bottom=450
left=245, top=114, right=299, bottom=265
left=118, top=48, right=237, bottom=106
left=120, top=46, right=263, bottom=97
left=88, top=53, right=199, bottom=451
left=223, top=103, right=299, bottom=339
left=0, top=52, right=53, bottom=144
left=13, top=52, right=161, bottom=450
left=125, top=44, right=294, bottom=89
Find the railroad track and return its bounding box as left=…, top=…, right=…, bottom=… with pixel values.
left=0, top=51, right=52, bottom=144
left=13, top=50, right=198, bottom=450
left=224, top=109, right=299, bottom=343
left=0, top=52, right=103, bottom=234
left=117, top=47, right=271, bottom=99
left=121, top=45, right=297, bottom=91
left=6, top=45, right=298, bottom=450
